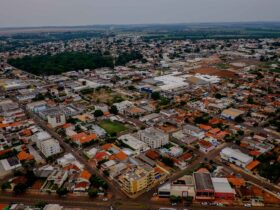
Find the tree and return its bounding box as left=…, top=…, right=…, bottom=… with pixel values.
left=94, top=110, right=104, bottom=118
left=13, top=183, right=27, bottom=194
left=170, top=195, right=182, bottom=203
left=103, top=170, right=110, bottom=177
left=109, top=105, right=118, bottom=115
left=247, top=96, right=255, bottom=104
left=88, top=188, right=98, bottom=198
left=1, top=182, right=11, bottom=191
left=56, top=187, right=68, bottom=196
left=151, top=92, right=160, bottom=100
left=35, top=201, right=48, bottom=209
left=161, top=156, right=174, bottom=167
left=214, top=93, right=223, bottom=99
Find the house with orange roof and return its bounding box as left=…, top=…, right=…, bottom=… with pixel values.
left=114, top=151, right=128, bottom=162
left=245, top=160, right=260, bottom=171
left=17, top=151, right=34, bottom=162
left=71, top=132, right=97, bottom=146
left=125, top=106, right=146, bottom=117
left=78, top=170, right=91, bottom=183
left=199, top=124, right=212, bottom=131
left=198, top=140, right=215, bottom=153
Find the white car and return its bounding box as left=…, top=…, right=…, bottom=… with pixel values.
left=244, top=204, right=252, bottom=208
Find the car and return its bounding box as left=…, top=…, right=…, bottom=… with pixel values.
left=103, top=198, right=108, bottom=201
left=244, top=204, right=252, bottom=208
left=171, top=203, right=177, bottom=206
left=201, top=202, right=208, bottom=206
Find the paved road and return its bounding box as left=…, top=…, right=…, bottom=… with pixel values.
left=217, top=160, right=280, bottom=194
left=0, top=192, right=279, bottom=210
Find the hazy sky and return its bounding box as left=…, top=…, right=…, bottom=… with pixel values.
left=1, top=0, right=280, bottom=27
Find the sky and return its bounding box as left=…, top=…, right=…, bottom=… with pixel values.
left=0, top=0, right=280, bottom=27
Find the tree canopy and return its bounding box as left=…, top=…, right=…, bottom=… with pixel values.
left=8, top=52, right=114, bottom=75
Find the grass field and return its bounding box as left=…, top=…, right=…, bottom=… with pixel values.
left=98, top=119, right=127, bottom=135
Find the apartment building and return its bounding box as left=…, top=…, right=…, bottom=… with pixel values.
left=40, top=138, right=61, bottom=158
left=118, top=165, right=155, bottom=195
left=137, top=127, right=169, bottom=149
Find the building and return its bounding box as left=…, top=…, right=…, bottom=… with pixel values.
left=182, top=124, right=205, bottom=139
left=137, top=127, right=169, bottom=149
left=113, top=100, right=134, bottom=114
left=193, top=172, right=215, bottom=200
left=47, top=112, right=66, bottom=128
left=118, top=134, right=150, bottom=154
left=221, top=108, right=245, bottom=120
left=40, top=138, right=61, bottom=158
left=198, top=140, right=215, bottom=153
left=220, top=147, right=253, bottom=168
left=212, top=178, right=235, bottom=200
left=118, top=165, right=155, bottom=195
left=158, top=175, right=195, bottom=198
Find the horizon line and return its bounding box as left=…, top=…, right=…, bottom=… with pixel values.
left=1, top=20, right=280, bottom=30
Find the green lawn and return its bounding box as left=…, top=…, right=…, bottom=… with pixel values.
left=98, top=120, right=127, bottom=135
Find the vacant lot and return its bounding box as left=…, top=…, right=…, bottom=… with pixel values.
left=193, top=67, right=238, bottom=79
left=89, top=89, right=125, bottom=105
left=98, top=119, right=127, bottom=135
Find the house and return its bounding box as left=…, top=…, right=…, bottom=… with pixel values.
left=198, top=140, right=215, bottom=153
left=71, top=132, right=97, bottom=146
left=41, top=169, right=68, bottom=192
left=182, top=124, right=205, bottom=139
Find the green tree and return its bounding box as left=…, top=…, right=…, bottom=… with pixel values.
left=109, top=105, right=119, bottom=115
left=88, top=188, right=98, bottom=198
left=94, top=110, right=104, bottom=118
left=56, top=187, right=68, bottom=196
left=151, top=92, right=161, bottom=100
left=1, top=182, right=11, bottom=190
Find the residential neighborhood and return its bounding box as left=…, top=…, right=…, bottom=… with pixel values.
left=0, top=24, right=279, bottom=210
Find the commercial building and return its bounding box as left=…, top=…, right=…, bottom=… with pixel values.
left=158, top=175, right=195, bottom=198
left=220, top=147, right=253, bottom=168
left=221, top=108, right=245, bottom=120
left=193, top=172, right=215, bottom=201
left=118, top=134, right=150, bottom=154
left=212, top=178, right=236, bottom=200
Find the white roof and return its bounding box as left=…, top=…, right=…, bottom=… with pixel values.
left=119, top=134, right=148, bottom=150
left=221, top=147, right=252, bottom=163
left=154, top=74, right=188, bottom=91
left=34, top=131, right=51, bottom=141
left=212, top=178, right=235, bottom=194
